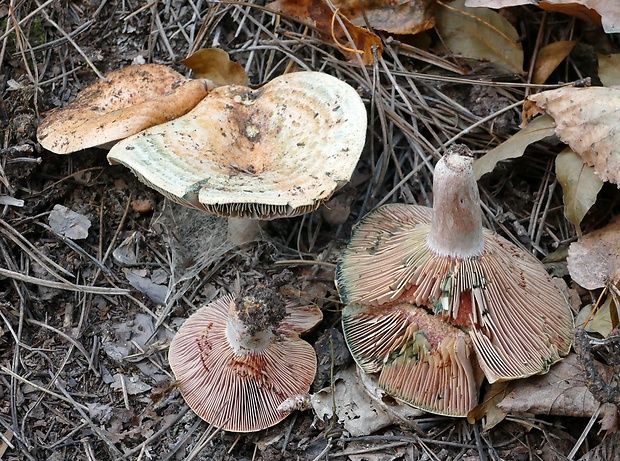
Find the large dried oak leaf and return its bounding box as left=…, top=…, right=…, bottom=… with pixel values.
left=523, top=86, right=620, bottom=185
left=567, top=216, right=620, bottom=290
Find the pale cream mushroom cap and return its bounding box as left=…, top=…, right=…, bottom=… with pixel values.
left=337, top=148, right=574, bottom=412
left=37, top=64, right=210, bottom=154
left=168, top=293, right=321, bottom=432
left=107, top=71, right=367, bottom=219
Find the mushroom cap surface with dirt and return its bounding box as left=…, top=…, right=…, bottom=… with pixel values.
left=107, top=71, right=367, bottom=220
left=168, top=290, right=322, bottom=432
left=337, top=146, right=574, bottom=417
left=37, top=64, right=210, bottom=154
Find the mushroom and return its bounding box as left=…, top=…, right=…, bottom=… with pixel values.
left=107, top=71, right=367, bottom=243
left=168, top=284, right=323, bottom=432
left=37, top=64, right=211, bottom=154
left=336, top=144, right=573, bottom=416
left=343, top=303, right=482, bottom=417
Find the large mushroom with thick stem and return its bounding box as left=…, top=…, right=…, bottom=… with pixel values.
left=37, top=64, right=211, bottom=154
left=336, top=144, right=574, bottom=417
left=168, top=283, right=322, bottom=432
left=107, top=71, right=367, bottom=244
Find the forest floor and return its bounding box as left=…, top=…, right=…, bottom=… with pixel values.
left=1, top=1, right=619, bottom=460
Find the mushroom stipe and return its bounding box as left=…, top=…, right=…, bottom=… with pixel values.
left=337, top=145, right=574, bottom=417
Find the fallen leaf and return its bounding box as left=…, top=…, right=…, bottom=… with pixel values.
left=270, top=0, right=435, bottom=35
left=523, top=86, right=620, bottom=185
left=435, top=0, right=523, bottom=74
left=180, top=48, right=249, bottom=86
left=598, top=405, right=619, bottom=432
left=111, top=373, right=152, bottom=395
left=268, top=0, right=384, bottom=65
left=497, top=353, right=612, bottom=418
left=555, top=147, right=603, bottom=235
left=598, top=54, right=620, bottom=86
left=123, top=268, right=168, bottom=305
left=473, top=114, right=556, bottom=179
left=567, top=216, right=620, bottom=290
left=575, top=298, right=614, bottom=338
left=48, top=204, right=91, bottom=240
left=532, top=40, right=577, bottom=84
left=310, top=366, right=423, bottom=436
left=468, top=381, right=512, bottom=430
left=465, top=0, right=620, bottom=34
left=332, top=0, right=436, bottom=34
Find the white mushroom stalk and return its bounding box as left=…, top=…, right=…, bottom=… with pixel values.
left=427, top=147, right=485, bottom=258
left=336, top=144, right=573, bottom=416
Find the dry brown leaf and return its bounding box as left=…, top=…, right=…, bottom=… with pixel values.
left=555, top=147, right=603, bottom=235
left=337, top=0, right=436, bottom=34
left=180, top=48, right=249, bottom=87
left=575, top=298, right=614, bottom=338
left=271, top=0, right=435, bottom=35
left=567, top=216, right=620, bottom=290
left=523, top=86, right=620, bottom=185
left=598, top=54, right=620, bottom=86
left=465, top=0, right=620, bottom=34
left=497, top=353, right=611, bottom=418
left=467, top=381, right=512, bottom=430
left=473, top=114, right=555, bottom=179
left=532, top=40, right=576, bottom=84
left=435, top=0, right=523, bottom=73
left=267, top=0, right=384, bottom=65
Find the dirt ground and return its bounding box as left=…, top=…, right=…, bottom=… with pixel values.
left=1, top=1, right=619, bottom=460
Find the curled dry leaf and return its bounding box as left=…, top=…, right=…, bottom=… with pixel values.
left=497, top=353, right=614, bottom=419
left=575, top=298, right=614, bottom=338
left=523, top=86, right=620, bottom=185
left=310, top=366, right=424, bottom=437
left=467, top=381, right=511, bottom=430
left=567, top=216, right=620, bottom=290
left=435, top=0, right=523, bottom=74
left=269, top=0, right=435, bottom=36
left=465, top=0, right=620, bottom=34
left=180, top=48, right=249, bottom=87
left=555, top=147, right=603, bottom=235
left=267, top=0, right=383, bottom=65
left=598, top=54, right=620, bottom=86
left=474, top=114, right=556, bottom=179
left=532, top=40, right=577, bottom=84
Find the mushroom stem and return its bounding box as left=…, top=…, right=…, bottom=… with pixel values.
left=226, top=217, right=263, bottom=245
left=427, top=147, right=485, bottom=258
left=226, top=312, right=274, bottom=354
left=225, top=289, right=287, bottom=353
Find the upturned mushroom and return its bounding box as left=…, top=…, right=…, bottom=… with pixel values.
left=336, top=144, right=574, bottom=416
left=37, top=64, right=211, bottom=154
left=107, top=71, right=367, bottom=243
left=168, top=283, right=322, bottom=432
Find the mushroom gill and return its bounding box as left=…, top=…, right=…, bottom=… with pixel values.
left=337, top=145, right=574, bottom=415
left=169, top=288, right=322, bottom=432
